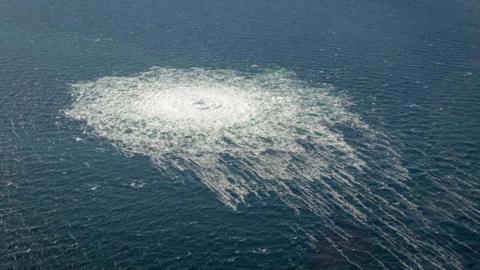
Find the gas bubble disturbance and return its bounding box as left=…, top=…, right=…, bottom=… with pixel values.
left=65, top=67, right=464, bottom=269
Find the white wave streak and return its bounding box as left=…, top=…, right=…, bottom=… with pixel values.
left=65, top=67, right=463, bottom=269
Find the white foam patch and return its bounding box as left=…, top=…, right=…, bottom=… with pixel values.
left=65, top=67, right=464, bottom=269
left=66, top=68, right=361, bottom=207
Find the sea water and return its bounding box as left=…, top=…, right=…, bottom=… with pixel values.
left=1, top=0, right=479, bottom=269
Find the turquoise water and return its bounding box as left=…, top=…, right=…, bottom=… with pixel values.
left=1, top=0, right=479, bottom=269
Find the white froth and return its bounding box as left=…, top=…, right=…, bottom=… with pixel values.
left=66, top=68, right=323, bottom=156
left=65, top=67, right=464, bottom=269
left=133, top=85, right=256, bottom=130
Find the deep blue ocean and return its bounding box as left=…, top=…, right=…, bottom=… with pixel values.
left=1, top=0, right=479, bottom=269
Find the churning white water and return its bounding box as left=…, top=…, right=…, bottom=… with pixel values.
left=65, top=68, right=365, bottom=209
left=65, top=67, right=463, bottom=269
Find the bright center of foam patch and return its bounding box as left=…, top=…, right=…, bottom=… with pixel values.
left=133, top=85, right=257, bottom=130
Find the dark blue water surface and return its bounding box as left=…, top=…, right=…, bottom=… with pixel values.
left=1, top=0, right=479, bottom=269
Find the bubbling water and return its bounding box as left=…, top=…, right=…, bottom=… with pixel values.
left=133, top=85, right=256, bottom=130
left=65, top=67, right=464, bottom=269
left=66, top=68, right=339, bottom=159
